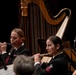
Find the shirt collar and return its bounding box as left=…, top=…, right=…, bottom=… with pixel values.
left=53, top=52, right=63, bottom=59
left=14, top=43, right=24, bottom=50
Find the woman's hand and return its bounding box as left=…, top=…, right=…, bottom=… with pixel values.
left=72, top=70, right=76, bottom=75
left=1, top=42, right=7, bottom=52
left=33, top=53, right=41, bottom=63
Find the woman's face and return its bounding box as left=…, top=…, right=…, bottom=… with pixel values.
left=46, top=39, right=59, bottom=56
left=10, top=31, right=23, bottom=48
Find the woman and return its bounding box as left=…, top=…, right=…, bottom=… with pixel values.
left=0, top=28, right=30, bottom=65
left=33, top=36, right=68, bottom=75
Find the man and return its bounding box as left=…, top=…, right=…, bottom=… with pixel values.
left=13, top=55, right=34, bottom=75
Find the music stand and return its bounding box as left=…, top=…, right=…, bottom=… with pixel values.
left=38, top=39, right=47, bottom=54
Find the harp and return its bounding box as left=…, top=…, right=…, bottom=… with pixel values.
left=20, top=0, right=72, bottom=54
left=21, top=0, right=71, bottom=58
left=20, top=0, right=72, bottom=61
left=20, top=0, right=71, bottom=39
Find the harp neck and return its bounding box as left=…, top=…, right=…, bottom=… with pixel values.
left=21, top=0, right=67, bottom=25
left=56, top=8, right=71, bottom=39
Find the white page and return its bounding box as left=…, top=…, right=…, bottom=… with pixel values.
left=0, top=64, right=14, bottom=75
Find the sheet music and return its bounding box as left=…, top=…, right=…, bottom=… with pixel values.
left=0, top=64, right=14, bottom=75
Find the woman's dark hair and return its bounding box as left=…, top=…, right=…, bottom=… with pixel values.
left=47, top=36, right=63, bottom=49
left=11, top=28, right=25, bottom=38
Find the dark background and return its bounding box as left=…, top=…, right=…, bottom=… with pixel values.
left=0, top=0, right=76, bottom=48
left=45, top=0, right=76, bottom=48
left=0, top=0, right=19, bottom=43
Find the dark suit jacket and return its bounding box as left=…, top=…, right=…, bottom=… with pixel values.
left=1, top=45, right=30, bottom=65
left=34, top=53, right=68, bottom=75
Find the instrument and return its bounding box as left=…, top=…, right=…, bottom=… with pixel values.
left=38, top=53, right=51, bottom=57
left=31, top=53, right=51, bottom=59
left=31, top=53, right=52, bottom=63
left=7, top=43, right=11, bottom=45
left=20, top=0, right=71, bottom=54
left=7, top=43, right=15, bottom=45
left=20, top=0, right=67, bottom=25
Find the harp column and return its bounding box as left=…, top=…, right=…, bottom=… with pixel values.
left=20, top=0, right=29, bottom=50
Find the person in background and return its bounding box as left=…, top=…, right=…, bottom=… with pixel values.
left=72, top=70, right=76, bottom=75
left=13, top=55, right=34, bottom=75
left=33, top=36, right=69, bottom=75
left=0, top=28, right=30, bottom=65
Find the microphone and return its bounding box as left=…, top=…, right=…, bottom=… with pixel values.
left=73, top=36, right=76, bottom=52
